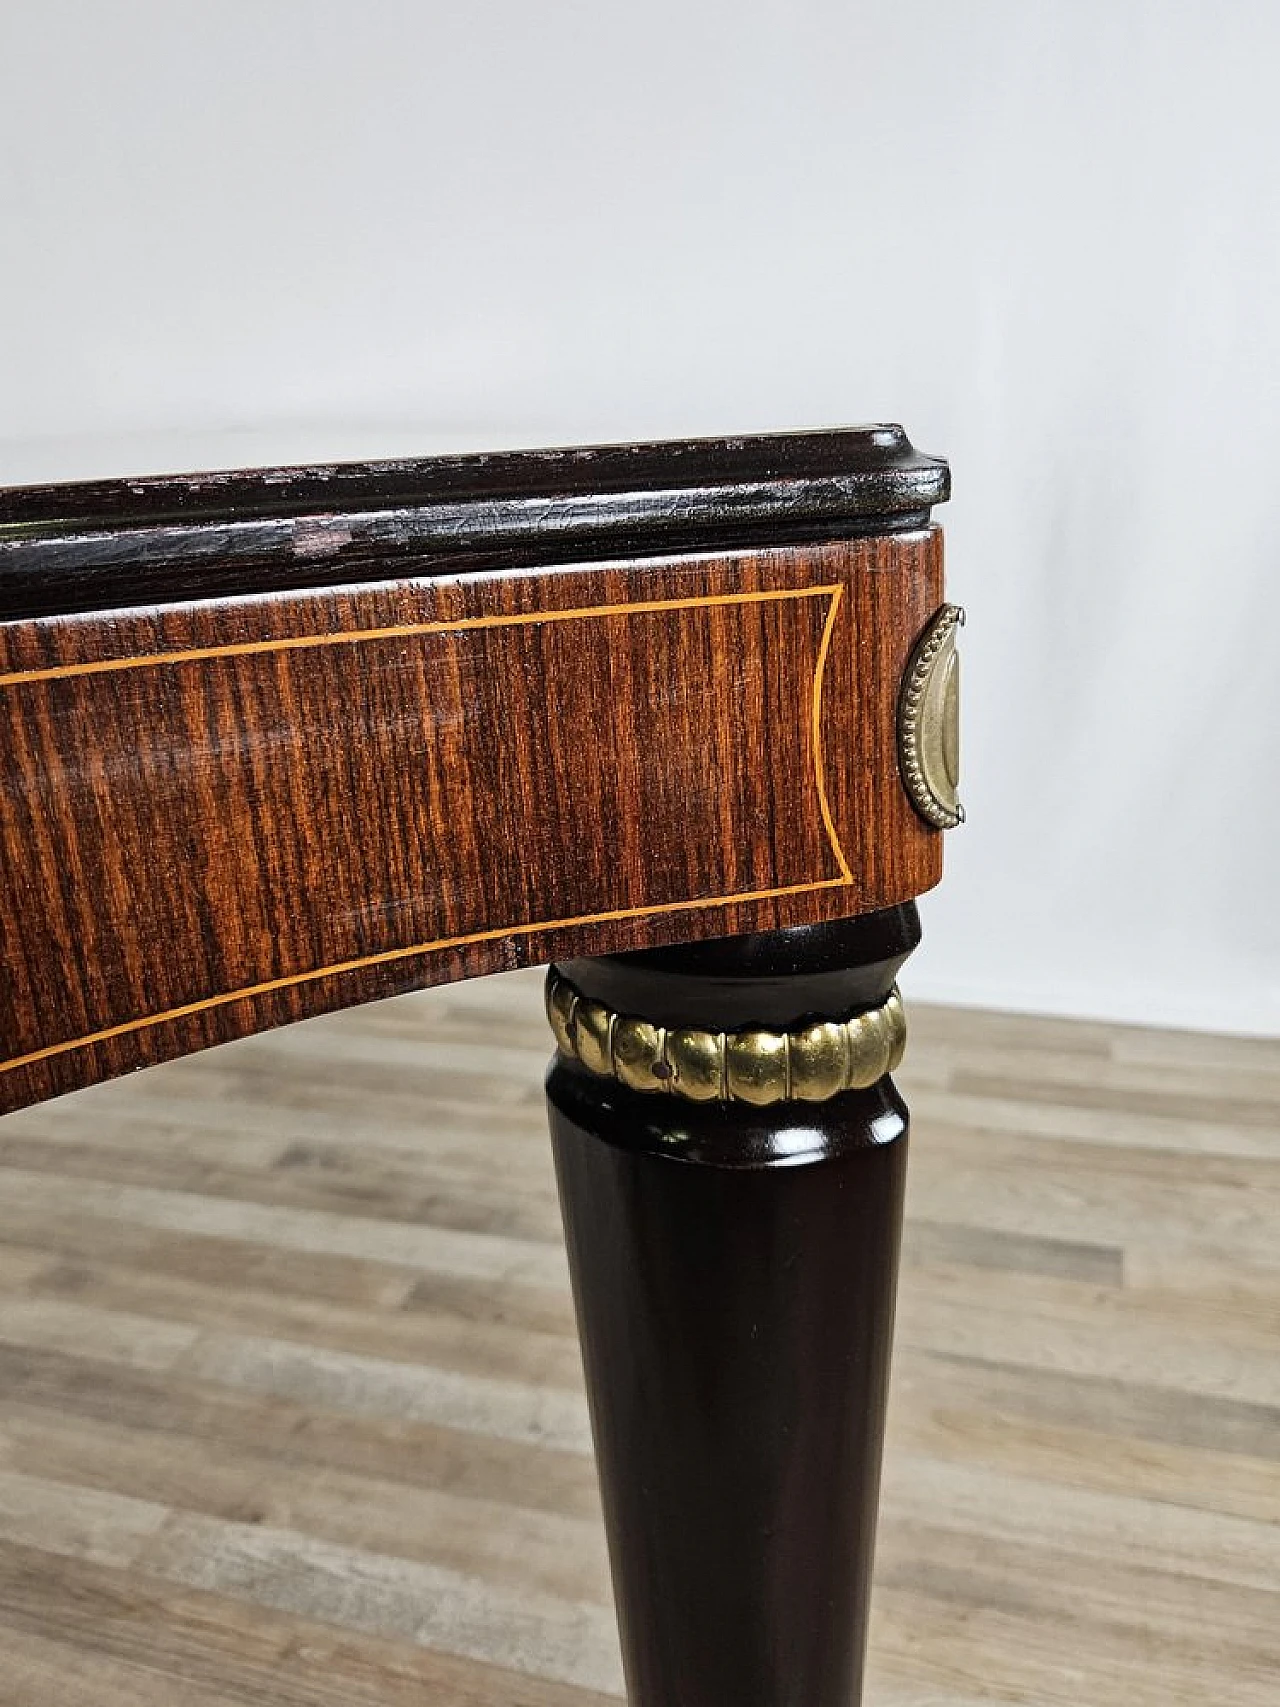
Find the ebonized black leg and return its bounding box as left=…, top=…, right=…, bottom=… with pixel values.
left=544, top=908, right=920, bottom=1707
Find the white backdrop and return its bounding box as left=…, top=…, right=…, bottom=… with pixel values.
left=2, top=2, right=1277, bottom=1034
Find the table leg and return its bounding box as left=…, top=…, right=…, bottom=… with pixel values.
left=544, top=908, right=919, bottom=1707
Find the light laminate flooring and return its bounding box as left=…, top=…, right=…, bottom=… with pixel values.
left=0, top=971, right=1276, bottom=1705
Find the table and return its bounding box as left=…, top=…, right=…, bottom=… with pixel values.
left=0, top=426, right=958, bottom=1707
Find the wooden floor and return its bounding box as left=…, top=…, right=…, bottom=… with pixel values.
left=0, top=971, right=1276, bottom=1706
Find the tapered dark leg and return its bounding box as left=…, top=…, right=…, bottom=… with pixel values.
left=545, top=908, right=919, bottom=1707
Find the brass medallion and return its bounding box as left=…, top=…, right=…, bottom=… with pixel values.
left=898, top=604, right=964, bottom=830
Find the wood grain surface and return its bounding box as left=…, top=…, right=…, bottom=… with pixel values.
left=0, top=529, right=944, bottom=1112
left=0, top=973, right=1274, bottom=1705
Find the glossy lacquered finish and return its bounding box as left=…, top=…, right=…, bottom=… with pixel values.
left=0, top=528, right=944, bottom=1112
left=547, top=911, right=916, bottom=1707
left=0, top=426, right=947, bottom=619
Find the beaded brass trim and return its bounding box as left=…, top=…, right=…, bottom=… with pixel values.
left=546, top=970, right=906, bottom=1105
left=898, top=603, right=964, bottom=830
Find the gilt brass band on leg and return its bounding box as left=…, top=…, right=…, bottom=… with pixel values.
left=546, top=968, right=906, bottom=1105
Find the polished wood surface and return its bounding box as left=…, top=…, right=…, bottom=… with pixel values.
left=0, top=532, right=942, bottom=1112
left=0, top=429, right=949, bottom=1113
left=0, top=972, right=1274, bottom=1706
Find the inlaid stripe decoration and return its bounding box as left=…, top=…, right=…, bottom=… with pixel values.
left=1, top=584, right=852, bottom=1076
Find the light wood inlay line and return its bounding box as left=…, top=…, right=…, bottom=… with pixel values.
left=0, top=880, right=851, bottom=1079
left=0, top=583, right=842, bottom=687
left=1, top=585, right=858, bottom=1078
left=811, top=585, right=854, bottom=884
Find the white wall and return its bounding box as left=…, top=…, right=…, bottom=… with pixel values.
left=2, top=2, right=1277, bottom=1035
